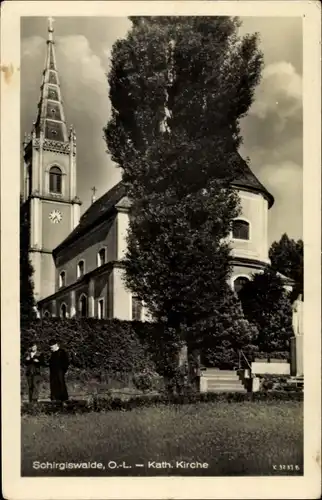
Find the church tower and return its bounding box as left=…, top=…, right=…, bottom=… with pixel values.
left=23, top=18, right=81, bottom=302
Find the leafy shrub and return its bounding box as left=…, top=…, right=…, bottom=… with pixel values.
left=254, top=351, right=290, bottom=361
left=132, top=368, right=162, bottom=393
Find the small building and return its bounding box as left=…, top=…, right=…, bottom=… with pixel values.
left=23, top=20, right=291, bottom=321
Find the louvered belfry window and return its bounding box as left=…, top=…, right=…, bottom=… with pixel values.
left=49, top=166, right=62, bottom=194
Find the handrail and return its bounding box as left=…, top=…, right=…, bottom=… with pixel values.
left=239, top=349, right=252, bottom=372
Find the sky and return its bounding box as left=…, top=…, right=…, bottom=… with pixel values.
left=21, top=16, right=303, bottom=245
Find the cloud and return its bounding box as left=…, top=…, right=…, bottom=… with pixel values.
left=57, top=35, right=107, bottom=88
left=241, top=60, right=302, bottom=170
left=240, top=60, right=303, bottom=244
left=21, top=36, right=43, bottom=58
left=250, top=62, right=302, bottom=125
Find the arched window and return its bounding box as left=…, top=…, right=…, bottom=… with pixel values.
left=59, top=271, right=66, bottom=288
left=232, top=219, right=250, bottom=240
left=43, top=310, right=51, bottom=318
left=97, top=298, right=104, bottom=319
left=132, top=296, right=142, bottom=321
left=60, top=303, right=67, bottom=319
left=234, top=276, right=250, bottom=294
left=49, top=166, right=62, bottom=194
left=98, top=248, right=106, bottom=267
left=77, top=260, right=85, bottom=278
left=79, top=294, right=87, bottom=318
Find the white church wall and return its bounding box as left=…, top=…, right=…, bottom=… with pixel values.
left=55, top=216, right=118, bottom=290
left=111, top=266, right=131, bottom=320
left=116, top=209, right=130, bottom=261
left=230, top=190, right=270, bottom=265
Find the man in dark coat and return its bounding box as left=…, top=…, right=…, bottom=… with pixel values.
left=49, top=339, right=69, bottom=402
left=24, top=342, right=45, bottom=403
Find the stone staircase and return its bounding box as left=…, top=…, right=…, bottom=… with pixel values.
left=201, top=368, right=247, bottom=393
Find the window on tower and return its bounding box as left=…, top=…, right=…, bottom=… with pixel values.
left=48, top=71, right=57, bottom=84
left=47, top=102, right=61, bottom=121
left=49, top=166, right=62, bottom=194
left=232, top=219, right=250, bottom=240
left=48, top=86, right=59, bottom=101
left=45, top=122, right=64, bottom=141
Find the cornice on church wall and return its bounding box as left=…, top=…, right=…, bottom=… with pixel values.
left=37, top=260, right=125, bottom=306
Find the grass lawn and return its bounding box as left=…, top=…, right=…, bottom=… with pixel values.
left=21, top=400, right=303, bottom=477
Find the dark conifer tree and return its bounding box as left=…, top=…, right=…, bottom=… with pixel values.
left=105, top=17, right=263, bottom=379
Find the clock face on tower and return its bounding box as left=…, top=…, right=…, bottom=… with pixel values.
left=49, top=209, right=62, bottom=224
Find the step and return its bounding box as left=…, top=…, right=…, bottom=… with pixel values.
left=207, top=384, right=244, bottom=391
left=207, top=387, right=246, bottom=393
left=204, top=377, right=241, bottom=382
left=207, top=380, right=245, bottom=387
left=204, top=370, right=238, bottom=375
left=206, top=378, right=242, bottom=385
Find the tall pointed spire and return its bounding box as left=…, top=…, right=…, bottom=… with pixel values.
left=33, top=17, right=68, bottom=142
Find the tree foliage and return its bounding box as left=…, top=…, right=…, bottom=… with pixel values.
left=202, top=285, right=259, bottom=368
left=269, top=233, right=303, bottom=301
left=20, top=197, right=37, bottom=323
left=105, top=17, right=263, bottom=362
left=238, top=268, right=294, bottom=354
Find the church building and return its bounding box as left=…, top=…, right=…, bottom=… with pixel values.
left=23, top=20, right=292, bottom=321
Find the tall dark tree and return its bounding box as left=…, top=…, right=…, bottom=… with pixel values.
left=105, top=17, right=263, bottom=377
left=20, top=196, right=36, bottom=323
left=238, top=268, right=294, bottom=355
left=269, top=233, right=303, bottom=301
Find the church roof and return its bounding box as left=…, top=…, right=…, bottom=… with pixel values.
left=232, top=153, right=274, bottom=208
left=53, top=181, right=126, bottom=256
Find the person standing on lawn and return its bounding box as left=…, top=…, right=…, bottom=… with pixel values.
left=49, top=339, right=69, bottom=403
left=24, top=342, right=45, bottom=403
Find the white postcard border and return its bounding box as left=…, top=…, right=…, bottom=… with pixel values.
left=1, top=2, right=321, bottom=499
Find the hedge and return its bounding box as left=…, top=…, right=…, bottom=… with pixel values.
left=21, top=318, right=196, bottom=378
left=21, top=318, right=159, bottom=374
left=21, top=318, right=291, bottom=378
left=21, top=391, right=303, bottom=415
